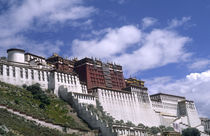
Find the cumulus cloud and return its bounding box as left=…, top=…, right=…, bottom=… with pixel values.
left=142, top=17, right=157, bottom=29
left=72, top=25, right=191, bottom=75
left=146, top=70, right=210, bottom=117
left=0, top=0, right=95, bottom=56
left=72, top=25, right=142, bottom=59
left=114, top=29, right=191, bottom=74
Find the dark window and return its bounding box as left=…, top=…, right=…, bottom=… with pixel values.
left=74, top=76, right=76, bottom=84
left=20, top=68, right=23, bottom=78
left=38, top=71, right=41, bottom=81
left=25, top=69, right=28, bottom=79
left=6, top=65, right=9, bottom=76
left=0, top=65, right=3, bottom=75
left=42, top=71, right=45, bottom=81
left=31, top=70, right=34, bottom=79
left=57, top=73, right=60, bottom=82
left=13, top=67, right=15, bottom=77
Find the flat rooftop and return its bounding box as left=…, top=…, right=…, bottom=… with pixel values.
left=150, top=93, right=185, bottom=99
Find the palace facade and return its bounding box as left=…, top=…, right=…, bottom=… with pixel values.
left=0, top=48, right=207, bottom=135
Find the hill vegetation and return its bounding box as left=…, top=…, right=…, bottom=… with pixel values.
left=0, top=81, right=90, bottom=133
left=0, top=108, right=77, bottom=136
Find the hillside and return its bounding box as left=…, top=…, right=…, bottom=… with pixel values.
left=0, top=81, right=94, bottom=135
left=0, top=108, right=77, bottom=136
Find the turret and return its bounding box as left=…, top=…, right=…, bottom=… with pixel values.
left=7, top=48, right=25, bottom=63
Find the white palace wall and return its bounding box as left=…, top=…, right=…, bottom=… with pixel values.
left=0, top=60, right=85, bottom=96
left=0, top=62, right=49, bottom=90
left=52, top=72, right=83, bottom=95
left=91, top=87, right=160, bottom=127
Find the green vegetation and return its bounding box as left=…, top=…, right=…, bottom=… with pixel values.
left=0, top=108, right=77, bottom=136
left=125, top=121, right=135, bottom=127
left=182, top=127, right=200, bottom=136
left=147, top=125, right=175, bottom=135
left=0, top=81, right=89, bottom=130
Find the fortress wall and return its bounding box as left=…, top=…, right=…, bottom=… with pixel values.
left=0, top=62, right=85, bottom=96
left=49, top=72, right=83, bottom=96
left=94, top=88, right=160, bottom=127
left=59, top=90, right=117, bottom=136
left=0, top=63, right=49, bottom=90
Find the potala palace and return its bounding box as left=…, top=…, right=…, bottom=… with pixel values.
left=0, top=48, right=208, bottom=136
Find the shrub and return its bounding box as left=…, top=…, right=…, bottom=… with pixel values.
left=0, top=127, right=6, bottom=135
left=14, top=99, right=19, bottom=104
left=26, top=84, right=50, bottom=105
left=39, top=103, right=45, bottom=109
left=150, top=126, right=160, bottom=135
left=182, top=127, right=200, bottom=136
left=22, top=84, right=27, bottom=89
left=138, top=123, right=145, bottom=128
left=125, top=121, right=135, bottom=127
left=165, top=126, right=174, bottom=132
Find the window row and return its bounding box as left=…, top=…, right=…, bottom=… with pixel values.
left=57, top=73, right=77, bottom=84
left=0, top=65, right=49, bottom=81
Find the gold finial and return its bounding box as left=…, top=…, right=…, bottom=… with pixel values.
left=53, top=53, right=59, bottom=57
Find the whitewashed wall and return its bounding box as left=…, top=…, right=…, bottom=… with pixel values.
left=93, top=87, right=160, bottom=127
left=53, top=72, right=83, bottom=96
left=0, top=62, right=86, bottom=96
left=185, top=101, right=204, bottom=131
left=0, top=64, right=49, bottom=90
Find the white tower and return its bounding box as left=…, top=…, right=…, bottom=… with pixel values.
left=7, top=48, right=25, bottom=63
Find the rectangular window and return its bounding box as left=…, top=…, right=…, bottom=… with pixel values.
left=38, top=71, right=41, bottom=81
left=0, top=65, right=3, bottom=75
left=13, top=67, right=15, bottom=77
left=6, top=65, right=9, bottom=76
left=25, top=69, right=28, bottom=79
left=20, top=68, right=23, bottom=78
left=31, top=70, right=34, bottom=79
left=42, top=71, right=45, bottom=81
left=57, top=73, right=60, bottom=82
left=74, top=76, right=76, bottom=84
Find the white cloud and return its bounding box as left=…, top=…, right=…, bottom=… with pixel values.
left=168, top=16, right=191, bottom=29
left=142, top=17, right=157, bottom=29
left=188, top=59, right=210, bottom=70
left=0, top=0, right=95, bottom=38
left=72, top=25, right=142, bottom=59
left=0, top=0, right=95, bottom=57
left=114, top=29, right=191, bottom=74
left=146, top=70, right=210, bottom=117
left=72, top=25, right=191, bottom=75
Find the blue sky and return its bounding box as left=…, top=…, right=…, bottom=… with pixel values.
left=0, top=0, right=210, bottom=117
